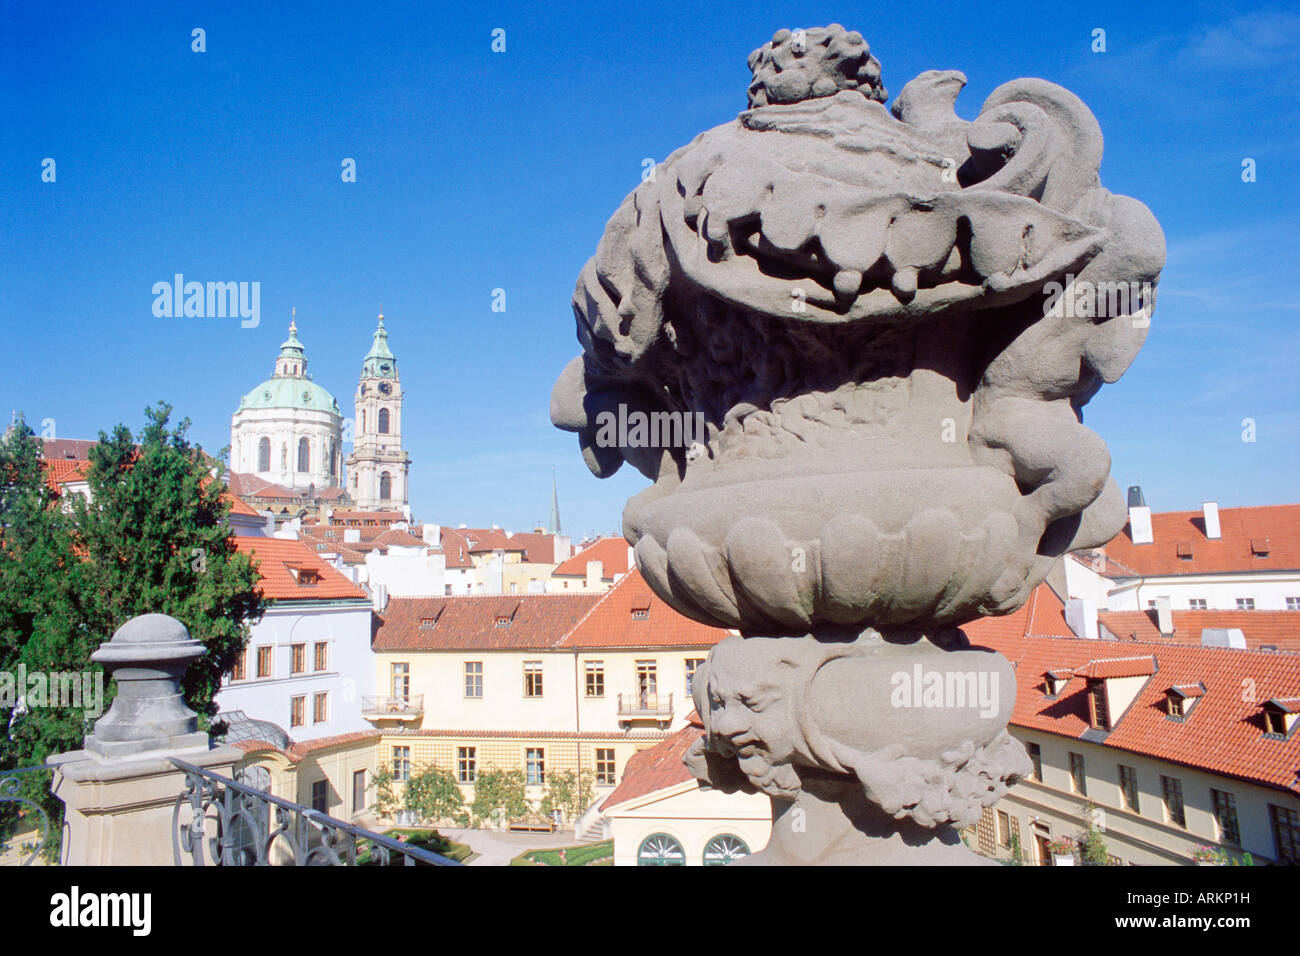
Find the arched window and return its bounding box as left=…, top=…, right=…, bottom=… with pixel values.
left=257, top=437, right=270, bottom=472
left=378, top=408, right=390, bottom=434
left=703, top=834, right=750, bottom=865
left=329, top=440, right=338, bottom=477
left=637, top=833, right=685, bottom=866
left=379, top=471, right=392, bottom=501
left=361, top=410, right=366, bottom=432
left=297, top=437, right=310, bottom=473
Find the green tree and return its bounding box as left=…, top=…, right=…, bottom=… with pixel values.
left=470, top=768, right=530, bottom=826
left=402, top=764, right=469, bottom=827
left=372, top=765, right=401, bottom=819
left=1079, top=802, right=1110, bottom=865
left=67, top=403, right=267, bottom=724
left=539, top=768, right=595, bottom=823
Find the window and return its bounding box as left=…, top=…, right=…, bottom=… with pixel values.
left=444, top=584, right=452, bottom=596
left=631, top=607, right=650, bottom=620
left=1119, top=765, right=1139, bottom=812
left=996, top=811, right=1011, bottom=848
left=686, top=658, right=705, bottom=696
left=585, top=661, right=605, bottom=698
left=1087, top=680, right=1110, bottom=731
left=457, top=747, right=477, bottom=784
left=1162, top=776, right=1186, bottom=828
left=524, top=661, right=543, bottom=698
left=702, top=834, right=749, bottom=865
left=392, top=746, right=411, bottom=781
left=1212, top=789, right=1240, bottom=845
left=329, top=440, right=338, bottom=477
left=378, top=408, right=390, bottom=434
left=290, top=695, right=305, bottom=728
left=1189, top=598, right=1207, bottom=610
left=1068, top=752, right=1087, bottom=795
left=311, top=780, right=328, bottom=813
left=313, top=691, right=327, bottom=724
left=291, top=643, right=305, bottom=674
left=595, top=748, right=616, bottom=786
left=1027, top=742, right=1042, bottom=782
left=636, top=660, right=658, bottom=704
left=1237, top=598, right=1256, bottom=610
left=1166, top=693, right=1185, bottom=718
left=464, top=661, right=483, bottom=698
left=256, top=646, right=272, bottom=678
left=230, top=650, right=247, bottom=682
left=352, top=770, right=366, bottom=813
left=1288, top=597, right=1300, bottom=611
left=525, top=747, right=545, bottom=785
left=297, top=437, right=310, bottom=473
left=257, top=437, right=270, bottom=472
left=637, top=833, right=685, bottom=866
left=391, top=662, right=410, bottom=701
left=1271, top=804, right=1300, bottom=863
left=313, top=642, right=327, bottom=671
left=379, top=472, right=392, bottom=500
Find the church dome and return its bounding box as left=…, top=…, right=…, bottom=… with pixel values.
left=236, top=377, right=340, bottom=414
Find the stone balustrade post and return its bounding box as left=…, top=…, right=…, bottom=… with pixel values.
left=47, top=614, right=241, bottom=866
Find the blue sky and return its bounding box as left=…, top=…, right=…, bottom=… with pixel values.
left=2, top=0, right=1297, bottom=538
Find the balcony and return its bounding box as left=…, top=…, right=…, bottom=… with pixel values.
left=361, top=694, right=424, bottom=721
left=617, top=690, right=673, bottom=727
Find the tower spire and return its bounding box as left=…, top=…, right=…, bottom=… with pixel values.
left=548, top=467, right=562, bottom=535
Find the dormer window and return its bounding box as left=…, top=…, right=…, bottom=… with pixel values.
left=1086, top=679, right=1111, bottom=730
left=495, top=614, right=511, bottom=628
left=419, top=617, right=436, bottom=629
left=631, top=606, right=650, bottom=621
left=1165, top=683, right=1203, bottom=719
left=1044, top=669, right=1071, bottom=697
left=1263, top=698, right=1300, bottom=737
left=1251, top=538, right=1270, bottom=557
left=1176, top=541, right=1194, bottom=561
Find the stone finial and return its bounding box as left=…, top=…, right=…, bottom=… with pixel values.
left=85, top=613, right=209, bottom=759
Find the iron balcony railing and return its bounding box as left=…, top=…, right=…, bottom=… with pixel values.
left=361, top=694, right=424, bottom=719
left=617, top=690, right=673, bottom=720
left=0, top=765, right=55, bottom=866
left=170, top=758, right=458, bottom=866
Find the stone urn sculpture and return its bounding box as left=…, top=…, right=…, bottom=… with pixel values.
left=551, top=25, right=1164, bottom=864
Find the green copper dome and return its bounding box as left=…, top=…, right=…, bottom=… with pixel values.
left=361, top=313, right=398, bottom=379
left=236, top=377, right=341, bottom=414
left=234, top=319, right=341, bottom=415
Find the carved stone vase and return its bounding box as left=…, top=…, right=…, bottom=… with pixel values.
left=552, top=24, right=1164, bottom=864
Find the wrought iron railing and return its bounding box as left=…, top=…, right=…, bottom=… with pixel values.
left=0, top=765, right=55, bottom=866
left=361, top=694, right=424, bottom=718
left=617, top=690, right=673, bottom=719
left=170, top=758, right=459, bottom=866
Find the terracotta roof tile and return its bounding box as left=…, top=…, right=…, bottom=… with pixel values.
left=554, top=537, right=632, bottom=577
left=233, top=535, right=368, bottom=601
left=372, top=593, right=601, bottom=651
left=601, top=713, right=704, bottom=810
left=1100, top=504, right=1300, bottom=577
left=558, top=569, right=734, bottom=649
left=1098, top=609, right=1300, bottom=651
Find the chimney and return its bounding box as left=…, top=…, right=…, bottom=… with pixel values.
left=1202, top=501, right=1221, bottom=540
left=586, top=560, right=603, bottom=590
left=1064, top=598, right=1098, bottom=640
left=1129, top=505, right=1153, bottom=545
left=1154, top=596, right=1173, bottom=636
left=372, top=583, right=389, bottom=612
left=423, top=523, right=441, bottom=546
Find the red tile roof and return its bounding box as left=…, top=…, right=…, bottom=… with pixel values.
left=1097, top=610, right=1300, bottom=651
left=554, top=536, right=632, bottom=578
left=233, top=535, right=368, bottom=601
left=1100, top=504, right=1300, bottom=577
left=40, top=438, right=98, bottom=460
left=233, top=729, right=382, bottom=762
left=386, top=728, right=671, bottom=741
left=601, top=713, right=704, bottom=810
left=372, top=593, right=602, bottom=651
left=40, top=458, right=89, bottom=493
left=226, top=471, right=300, bottom=499
left=558, top=569, right=734, bottom=649
left=968, top=626, right=1300, bottom=794
left=1070, top=655, right=1157, bottom=679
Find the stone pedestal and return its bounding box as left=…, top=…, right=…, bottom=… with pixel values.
left=47, top=614, right=240, bottom=866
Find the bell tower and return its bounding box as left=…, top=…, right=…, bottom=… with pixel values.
left=344, top=313, right=411, bottom=511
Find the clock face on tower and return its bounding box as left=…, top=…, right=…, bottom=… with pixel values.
left=379, top=381, right=393, bottom=395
